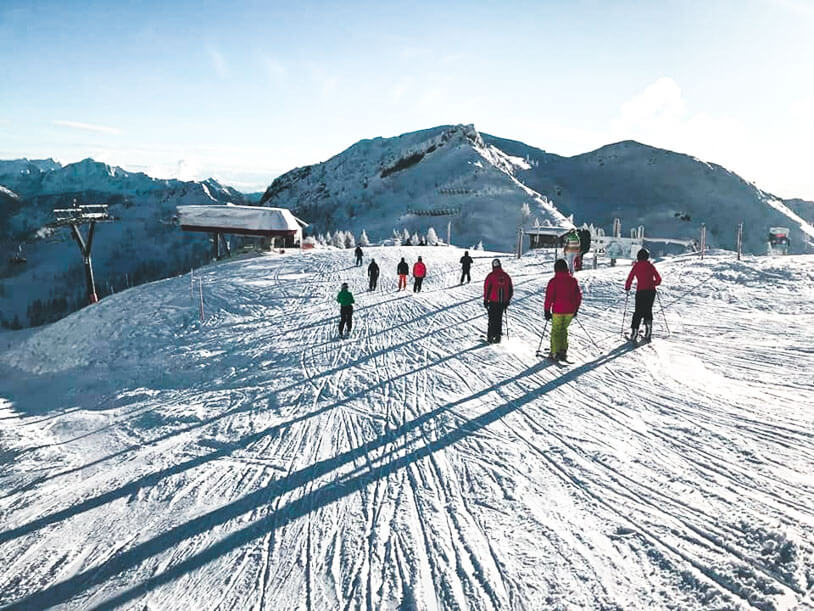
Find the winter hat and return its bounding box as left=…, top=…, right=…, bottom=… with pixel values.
left=341, top=282, right=348, bottom=289
left=554, top=259, right=568, bottom=272
left=418, top=256, right=422, bottom=261
left=637, top=248, right=650, bottom=261
left=464, top=250, right=469, bottom=255
left=492, top=258, right=501, bottom=268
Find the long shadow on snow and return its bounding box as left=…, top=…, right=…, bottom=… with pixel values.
left=3, top=343, right=634, bottom=610
left=0, top=342, right=488, bottom=544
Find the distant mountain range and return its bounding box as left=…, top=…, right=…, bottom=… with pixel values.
left=261, top=124, right=814, bottom=256
left=2, top=125, right=813, bottom=328
left=0, top=158, right=248, bottom=329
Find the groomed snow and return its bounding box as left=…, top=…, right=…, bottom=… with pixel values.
left=0, top=247, right=812, bottom=610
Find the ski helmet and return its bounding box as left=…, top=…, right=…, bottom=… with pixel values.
left=637, top=248, right=650, bottom=261
left=554, top=258, right=568, bottom=272
left=492, top=258, right=501, bottom=268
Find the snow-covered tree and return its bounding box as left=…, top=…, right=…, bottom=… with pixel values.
left=345, top=231, right=356, bottom=248
left=325, top=231, right=333, bottom=244
left=475, top=240, right=484, bottom=250
left=426, top=227, right=439, bottom=245
left=316, top=233, right=326, bottom=246
left=402, top=228, right=411, bottom=242
left=411, top=232, right=420, bottom=245
left=521, top=202, right=531, bottom=224
left=331, top=231, right=345, bottom=249
left=359, top=229, right=370, bottom=246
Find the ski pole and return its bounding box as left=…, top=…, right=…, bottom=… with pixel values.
left=503, top=306, right=510, bottom=339
left=620, top=291, right=629, bottom=337
left=656, top=290, right=670, bottom=337
left=536, top=320, right=549, bottom=355
left=575, top=316, right=600, bottom=350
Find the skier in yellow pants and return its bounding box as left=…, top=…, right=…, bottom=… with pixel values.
left=544, top=259, right=582, bottom=361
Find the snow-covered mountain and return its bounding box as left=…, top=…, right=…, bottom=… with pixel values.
left=261, top=124, right=814, bottom=255
left=1, top=246, right=812, bottom=609
left=260, top=124, right=570, bottom=250
left=0, top=158, right=248, bottom=329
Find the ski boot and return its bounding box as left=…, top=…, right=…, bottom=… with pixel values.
left=643, top=322, right=652, bottom=342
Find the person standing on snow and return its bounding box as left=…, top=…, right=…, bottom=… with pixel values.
left=459, top=250, right=474, bottom=284
left=544, top=258, right=582, bottom=361
left=397, top=257, right=409, bottom=291
left=336, top=282, right=354, bottom=337
left=367, top=258, right=380, bottom=291
left=412, top=256, right=426, bottom=292
left=354, top=245, right=363, bottom=266
left=483, top=258, right=513, bottom=343
left=625, top=248, right=662, bottom=341
left=563, top=229, right=582, bottom=274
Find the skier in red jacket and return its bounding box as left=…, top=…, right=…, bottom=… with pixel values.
left=625, top=248, right=662, bottom=341
left=544, top=258, right=582, bottom=361
left=412, top=256, right=427, bottom=292
left=483, top=258, right=513, bottom=343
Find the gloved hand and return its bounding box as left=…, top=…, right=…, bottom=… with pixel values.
left=544, top=310, right=552, bottom=321
left=573, top=310, right=578, bottom=318
left=484, top=300, right=489, bottom=309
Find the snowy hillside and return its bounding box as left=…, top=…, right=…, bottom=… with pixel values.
left=261, top=125, right=814, bottom=255
left=260, top=124, right=570, bottom=250
left=0, top=158, right=249, bottom=329
left=1, top=246, right=812, bottom=610
left=482, top=135, right=814, bottom=255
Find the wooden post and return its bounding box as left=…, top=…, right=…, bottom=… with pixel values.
left=736, top=222, right=743, bottom=260
left=700, top=224, right=707, bottom=260
left=447, top=220, right=451, bottom=247
left=199, top=279, right=205, bottom=322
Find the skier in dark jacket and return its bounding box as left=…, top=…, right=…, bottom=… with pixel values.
left=459, top=251, right=474, bottom=284
left=397, top=258, right=409, bottom=291
left=367, top=259, right=380, bottom=291
left=483, top=258, right=513, bottom=343
left=336, top=282, right=354, bottom=337
left=354, top=245, right=363, bottom=266
left=625, top=248, right=662, bottom=341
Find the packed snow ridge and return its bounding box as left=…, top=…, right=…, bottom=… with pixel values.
left=1, top=246, right=812, bottom=610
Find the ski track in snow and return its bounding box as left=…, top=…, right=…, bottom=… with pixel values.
left=0, top=247, right=813, bottom=610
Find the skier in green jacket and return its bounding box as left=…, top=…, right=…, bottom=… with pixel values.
left=336, top=282, right=355, bottom=337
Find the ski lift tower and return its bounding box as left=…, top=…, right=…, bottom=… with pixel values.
left=47, top=198, right=114, bottom=304
left=405, top=205, right=461, bottom=245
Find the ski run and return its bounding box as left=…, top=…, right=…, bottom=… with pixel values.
left=0, top=245, right=813, bottom=611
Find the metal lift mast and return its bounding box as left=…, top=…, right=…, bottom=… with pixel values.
left=48, top=199, right=114, bottom=304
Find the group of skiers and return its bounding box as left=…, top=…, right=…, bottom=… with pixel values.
left=340, top=245, right=662, bottom=358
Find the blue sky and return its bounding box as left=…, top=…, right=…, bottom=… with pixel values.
left=1, top=0, right=812, bottom=197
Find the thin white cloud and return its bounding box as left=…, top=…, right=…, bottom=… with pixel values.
left=207, top=46, right=228, bottom=78
left=262, top=56, right=287, bottom=84
left=390, top=77, right=412, bottom=102
left=52, top=120, right=121, bottom=135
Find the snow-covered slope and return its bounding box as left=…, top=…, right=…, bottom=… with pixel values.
left=0, top=158, right=249, bottom=329
left=482, top=135, right=814, bottom=255
left=1, top=246, right=812, bottom=610
left=260, top=124, right=570, bottom=250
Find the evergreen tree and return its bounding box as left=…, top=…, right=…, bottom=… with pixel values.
left=426, top=227, right=439, bottom=245
left=402, top=228, right=411, bottom=242
left=411, top=232, right=420, bottom=245
left=359, top=229, right=370, bottom=246
left=345, top=231, right=356, bottom=248
left=332, top=231, right=345, bottom=248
